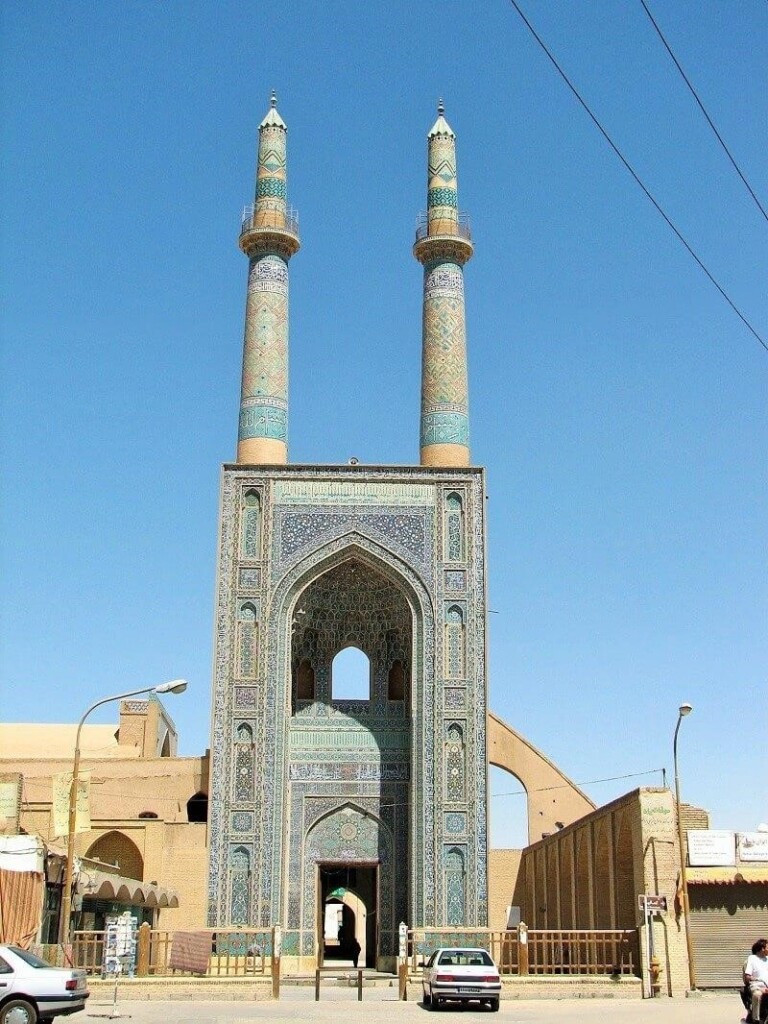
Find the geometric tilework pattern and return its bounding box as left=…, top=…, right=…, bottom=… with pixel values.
left=208, top=464, right=490, bottom=963
left=256, top=125, right=287, bottom=224
left=257, top=178, right=286, bottom=199
left=239, top=254, right=289, bottom=442
left=420, top=260, right=469, bottom=449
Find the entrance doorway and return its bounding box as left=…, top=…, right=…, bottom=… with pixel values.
left=318, top=864, right=377, bottom=969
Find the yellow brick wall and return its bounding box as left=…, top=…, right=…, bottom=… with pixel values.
left=488, top=849, right=522, bottom=929
left=157, top=822, right=210, bottom=930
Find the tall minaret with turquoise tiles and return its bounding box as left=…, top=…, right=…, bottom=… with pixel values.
left=236, top=93, right=300, bottom=464
left=413, top=102, right=474, bottom=467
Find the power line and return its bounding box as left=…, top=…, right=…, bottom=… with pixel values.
left=506, top=0, right=768, bottom=356
left=491, top=767, right=665, bottom=798
left=639, top=0, right=768, bottom=224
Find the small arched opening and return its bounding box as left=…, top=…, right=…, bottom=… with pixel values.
left=187, top=792, right=209, bottom=823
left=331, top=646, right=370, bottom=701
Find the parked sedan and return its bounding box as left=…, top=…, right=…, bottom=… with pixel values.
left=0, top=945, right=89, bottom=1024
left=422, top=946, right=501, bottom=1011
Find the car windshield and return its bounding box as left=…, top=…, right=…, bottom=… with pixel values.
left=438, top=949, right=494, bottom=967
left=8, top=947, right=54, bottom=969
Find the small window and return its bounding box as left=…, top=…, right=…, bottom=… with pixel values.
left=332, top=646, right=370, bottom=701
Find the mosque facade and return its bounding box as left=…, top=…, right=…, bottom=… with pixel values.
left=207, top=98, right=489, bottom=965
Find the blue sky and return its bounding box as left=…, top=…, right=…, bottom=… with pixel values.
left=1, top=1, right=765, bottom=847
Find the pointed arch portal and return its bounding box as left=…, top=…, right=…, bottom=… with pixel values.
left=279, top=543, right=419, bottom=966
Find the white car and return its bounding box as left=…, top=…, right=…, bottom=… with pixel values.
left=0, top=946, right=89, bottom=1024
left=421, top=946, right=501, bottom=1011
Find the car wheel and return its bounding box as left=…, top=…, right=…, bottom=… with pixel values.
left=489, top=997, right=500, bottom=1012
left=423, top=985, right=431, bottom=1006
left=0, top=999, right=38, bottom=1024
left=430, top=992, right=441, bottom=1010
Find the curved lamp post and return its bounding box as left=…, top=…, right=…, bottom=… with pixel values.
left=58, top=679, right=188, bottom=943
left=673, top=702, right=696, bottom=991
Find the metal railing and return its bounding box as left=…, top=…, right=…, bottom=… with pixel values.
left=414, top=210, right=472, bottom=243
left=407, top=927, right=639, bottom=978
left=240, top=204, right=299, bottom=238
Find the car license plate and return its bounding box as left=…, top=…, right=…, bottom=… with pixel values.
left=459, top=986, right=480, bottom=993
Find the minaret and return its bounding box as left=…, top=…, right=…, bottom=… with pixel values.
left=236, top=93, right=300, bottom=464
left=413, top=102, right=473, bottom=467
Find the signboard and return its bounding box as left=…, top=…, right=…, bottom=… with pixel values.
left=0, top=777, right=22, bottom=832
left=738, top=832, right=768, bottom=863
left=52, top=772, right=91, bottom=838
left=639, top=894, right=667, bottom=913
left=687, top=829, right=735, bottom=867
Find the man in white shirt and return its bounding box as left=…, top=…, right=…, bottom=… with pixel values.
left=744, top=939, right=768, bottom=1024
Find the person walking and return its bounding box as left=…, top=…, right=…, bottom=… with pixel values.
left=744, top=938, right=768, bottom=1024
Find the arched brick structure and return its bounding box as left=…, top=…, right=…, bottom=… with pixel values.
left=85, top=830, right=144, bottom=881
left=487, top=711, right=594, bottom=844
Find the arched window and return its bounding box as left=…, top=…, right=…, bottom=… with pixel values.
left=241, top=490, right=261, bottom=558
left=85, top=831, right=144, bottom=881
left=229, top=845, right=251, bottom=926
left=445, top=605, right=465, bottom=678
left=445, top=723, right=465, bottom=802
left=445, top=492, right=464, bottom=562
left=234, top=723, right=254, bottom=803
left=237, top=603, right=258, bottom=680
left=331, top=647, right=370, bottom=701
left=445, top=846, right=466, bottom=925
left=187, top=792, right=209, bottom=823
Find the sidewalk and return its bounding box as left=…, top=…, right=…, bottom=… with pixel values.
left=87, top=989, right=738, bottom=1024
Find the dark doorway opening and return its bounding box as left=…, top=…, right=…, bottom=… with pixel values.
left=318, top=863, right=377, bottom=969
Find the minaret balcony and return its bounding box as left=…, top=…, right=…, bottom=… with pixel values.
left=239, top=204, right=300, bottom=258
left=413, top=210, right=473, bottom=265
left=415, top=210, right=471, bottom=243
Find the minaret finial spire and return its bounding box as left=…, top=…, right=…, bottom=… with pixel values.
left=235, top=94, right=300, bottom=465
left=413, top=103, right=473, bottom=467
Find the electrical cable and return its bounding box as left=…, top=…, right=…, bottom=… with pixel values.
left=506, top=0, right=768, bottom=355
left=491, top=767, right=665, bottom=799
left=639, top=0, right=768, bottom=224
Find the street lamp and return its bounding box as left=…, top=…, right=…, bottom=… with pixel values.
left=58, top=679, right=188, bottom=943
left=673, top=702, right=696, bottom=991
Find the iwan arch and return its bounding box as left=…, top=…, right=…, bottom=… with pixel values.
left=206, top=95, right=594, bottom=971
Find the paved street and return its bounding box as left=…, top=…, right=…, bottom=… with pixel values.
left=84, top=990, right=739, bottom=1024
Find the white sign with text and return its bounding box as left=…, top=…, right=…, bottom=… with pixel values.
left=687, top=829, right=735, bottom=866
left=738, top=832, right=768, bottom=862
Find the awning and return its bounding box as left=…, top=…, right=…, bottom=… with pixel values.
left=76, top=868, right=179, bottom=908
left=687, top=867, right=768, bottom=885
